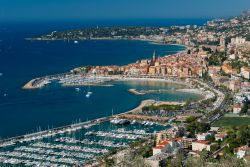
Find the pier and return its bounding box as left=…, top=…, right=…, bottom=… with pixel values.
left=22, top=72, right=73, bottom=89
left=22, top=73, right=116, bottom=89
left=0, top=116, right=109, bottom=146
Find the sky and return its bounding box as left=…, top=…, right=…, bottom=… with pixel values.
left=1, top=0, right=250, bottom=21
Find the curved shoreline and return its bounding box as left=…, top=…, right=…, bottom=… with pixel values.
left=22, top=38, right=188, bottom=90
left=113, top=76, right=191, bottom=87
left=22, top=75, right=191, bottom=90
left=27, top=37, right=187, bottom=52
left=115, top=99, right=186, bottom=122
left=128, top=88, right=207, bottom=98
left=62, top=83, right=114, bottom=87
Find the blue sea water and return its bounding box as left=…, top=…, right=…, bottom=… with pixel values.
left=0, top=19, right=207, bottom=139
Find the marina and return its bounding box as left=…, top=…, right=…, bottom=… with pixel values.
left=0, top=118, right=167, bottom=166
left=23, top=74, right=115, bottom=89
left=59, top=75, right=115, bottom=87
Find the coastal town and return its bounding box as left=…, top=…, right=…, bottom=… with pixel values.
left=1, top=9, right=250, bottom=167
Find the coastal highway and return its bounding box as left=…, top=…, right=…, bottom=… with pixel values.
left=192, top=79, right=229, bottom=124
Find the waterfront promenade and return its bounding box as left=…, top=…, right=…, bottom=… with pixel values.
left=22, top=74, right=190, bottom=90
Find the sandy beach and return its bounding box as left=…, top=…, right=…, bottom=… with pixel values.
left=96, top=76, right=191, bottom=87
left=62, top=83, right=114, bottom=87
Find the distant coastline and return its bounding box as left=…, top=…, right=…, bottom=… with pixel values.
left=26, top=37, right=187, bottom=50
left=26, top=26, right=189, bottom=51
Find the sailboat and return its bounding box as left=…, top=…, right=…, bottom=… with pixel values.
left=86, top=92, right=92, bottom=98
left=85, top=86, right=93, bottom=98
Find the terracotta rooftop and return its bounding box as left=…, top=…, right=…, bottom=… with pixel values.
left=194, top=140, right=210, bottom=145
left=158, top=141, right=170, bottom=146
left=154, top=145, right=164, bottom=149
left=215, top=134, right=227, bottom=138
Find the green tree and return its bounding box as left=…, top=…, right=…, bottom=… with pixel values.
left=200, top=150, right=210, bottom=166
left=166, top=151, right=184, bottom=167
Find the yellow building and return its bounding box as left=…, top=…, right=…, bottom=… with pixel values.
left=148, top=66, right=156, bottom=75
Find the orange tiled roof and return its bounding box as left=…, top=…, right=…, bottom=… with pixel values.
left=215, top=134, right=227, bottom=138
left=154, top=145, right=164, bottom=149
left=158, top=141, right=170, bottom=146
left=194, top=140, right=210, bottom=145
left=245, top=69, right=250, bottom=72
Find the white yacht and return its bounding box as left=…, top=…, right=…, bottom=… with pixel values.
left=74, top=40, right=79, bottom=44
left=86, top=92, right=92, bottom=98
left=131, top=120, right=137, bottom=124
